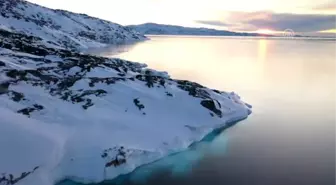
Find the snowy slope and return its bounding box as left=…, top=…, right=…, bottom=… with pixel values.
left=0, top=0, right=146, bottom=51
left=0, top=29, right=251, bottom=185
left=127, top=23, right=260, bottom=36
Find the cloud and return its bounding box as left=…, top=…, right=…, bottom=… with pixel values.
left=312, top=1, right=336, bottom=11
left=247, top=13, right=336, bottom=32
left=195, top=20, right=231, bottom=27
left=195, top=11, right=336, bottom=33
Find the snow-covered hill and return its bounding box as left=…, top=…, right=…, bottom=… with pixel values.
left=127, top=23, right=260, bottom=36
left=0, top=28, right=251, bottom=185
left=0, top=0, right=146, bottom=51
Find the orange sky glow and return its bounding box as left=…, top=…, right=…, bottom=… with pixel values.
left=28, top=0, right=336, bottom=35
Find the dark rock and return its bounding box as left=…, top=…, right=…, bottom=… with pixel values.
left=78, top=31, right=96, bottom=40
left=33, top=166, right=39, bottom=171
left=105, top=147, right=127, bottom=168
left=213, top=89, right=222, bottom=94
left=9, top=91, right=25, bottom=102
left=166, top=92, right=173, bottom=97
left=135, top=74, right=166, bottom=88
left=215, top=100, right=221, bottom=108
left=133, top=98, right=145, bottom=110
left=145, top=75, right=154, bottom=88
left=200, top=100, right=222, bottom=117
left=177, top=80, right=210, bottom=99
left=105, top=158, right=126, bottom=168
left=159, top=79, right=165, bottom=87
left=89, top=77, right=124, bottom=87
left=0, top=166, right=39, bottom=185
left=17, top=104, right=43, bottom=116
left=57, top=76, right=81, bottom=90
left=17, top=107, right=36, bottom=116
left=33, top=104, right=44, bottom=110
left=0, top=82, right=10, bottom=95
left=0, top=60, right=5, bottom=66
left=101, top=152, right=108, bottom=158
left=82, top=99, right=94, bottom=110
left=245, top=103, right=252, bottom=108
left=0, top=27, right=231, bottom=122
left=6, top=70, right=27, bottom=80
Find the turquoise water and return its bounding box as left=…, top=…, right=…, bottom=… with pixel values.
left=64, top=36, right=335, bottom=185
left=58, top=119, right=243, bottom=185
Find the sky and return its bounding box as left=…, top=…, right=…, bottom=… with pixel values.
left=28, top=0, right=336, bottom=35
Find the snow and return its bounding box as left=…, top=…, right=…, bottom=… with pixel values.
left=0, top=107, right=68, bottom=185
left=0, top=48, right=251, bottom=185
left=0, top=0, right=146, bottom=51
left=0, top=2, right=251, bottom=184
left=141, top=69, right=170, bottom=78
left=0, top=59, right=251, bottom=185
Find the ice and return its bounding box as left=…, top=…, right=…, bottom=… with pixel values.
left=0, top=0, right=146, bottom=51
left=0, top=107, right=68, bottom=185
left=0, top=55, right=251, bottom=185
left=0, top=2, right=252, bottom=184
left=0, top=76, right=251, bottom=185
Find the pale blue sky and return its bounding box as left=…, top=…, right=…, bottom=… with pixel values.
left=28, top=0, right=336, bottom=34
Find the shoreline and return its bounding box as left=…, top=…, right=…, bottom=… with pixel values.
left=56, top=116, right=249, bottom=185
left=0, top=27, right=252, bottom=185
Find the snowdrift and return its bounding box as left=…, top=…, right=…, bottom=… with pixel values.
left=0, top=16, right=251, bottom=185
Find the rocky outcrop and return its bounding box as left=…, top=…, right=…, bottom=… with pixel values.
left=0, top=28, right=245, bottom=119
left=0, top=0, right=146, bottom=50
left=0, top=166, right=39, bottom=185
left=0, top=28, right=251, bottom=185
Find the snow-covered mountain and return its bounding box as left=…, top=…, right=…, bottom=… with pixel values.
left=127, top=23, right=260, bottom=36
left=0, top=0, right=146, bottom=51
left=0, top=27, right=251, bottom=185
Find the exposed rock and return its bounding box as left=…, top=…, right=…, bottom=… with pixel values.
left=0, top=28, right=235, bottom=118
left=0, top=82, right=10, bottom=95
left=103, top=147, right=127, bottom=168
left=0, top=166, right=39, bottom=185
left=82, top=99, right=94, bottom=110
left=133, top=98, right=145, bottom=111
left=176, top=80, right=210, bottom=99
left=17, top=104, right=44, bottom=116
left=166, top=92, right=173, bottom=97
left=0, top=4, right=253, bottom=185
left=89, top=77, right=124, bottom=87
left=0, top=0, right=146, bottom=50
left=135, top=74, right=166, bottom=88
left=213, top=89, right=222, bottom=94
left=200, top=100, right=222, bottom=117
left=8, top=91, right=25, bottom=102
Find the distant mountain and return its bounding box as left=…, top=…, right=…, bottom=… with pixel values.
left=0, top=0, right=146, bottom=51
left=127, top=23, right=261, bottom=36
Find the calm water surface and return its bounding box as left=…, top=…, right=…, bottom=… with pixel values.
left=85, top=36, right=335, bottom=185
